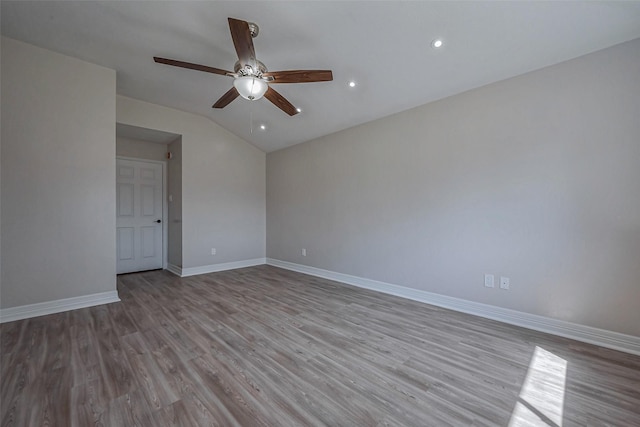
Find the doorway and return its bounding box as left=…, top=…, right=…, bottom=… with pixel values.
left=115, top=123, right=182, bottom=274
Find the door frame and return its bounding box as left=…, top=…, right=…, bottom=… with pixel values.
left=116, top=156, right=168, bottom=271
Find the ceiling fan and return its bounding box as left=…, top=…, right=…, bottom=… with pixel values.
left=154, top=17, right=333, bottom=116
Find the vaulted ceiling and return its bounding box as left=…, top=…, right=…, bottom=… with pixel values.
left=3, top=1, right=640, bottom=152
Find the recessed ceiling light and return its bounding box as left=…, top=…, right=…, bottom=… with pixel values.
left=432, top=39, right=443, bottom=48
left=348, top=81, right=356, bottom=88
left=296, top=108, right=302, bottom=113
left=259, top=124, right=266, bottom=130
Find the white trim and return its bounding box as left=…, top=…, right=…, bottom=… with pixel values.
left=166, top=263, right=182, bottom=277
left=172, top=258, right=267, bottom=277
left=0, top=291, right=120, bottom=323
left=162, top=161, right=168, bottom=269
left=266, top=258, right=640, bottom=356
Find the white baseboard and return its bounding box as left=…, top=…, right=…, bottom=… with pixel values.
left=266, top=258, right=640, bottom=356
left=0, top=290, right=120, bottom=323
left=169, top=258, right=267, bottom=277
left=166, top=263, right=183, bottom=277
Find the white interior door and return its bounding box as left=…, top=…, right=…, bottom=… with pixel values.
left=116, top=159, right=164, bottom=274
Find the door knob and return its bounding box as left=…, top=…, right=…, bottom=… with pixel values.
left=155, top=219, right=162, bottom=223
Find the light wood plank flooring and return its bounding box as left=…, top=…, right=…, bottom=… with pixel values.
left=2, top=265, right=639, bottom=426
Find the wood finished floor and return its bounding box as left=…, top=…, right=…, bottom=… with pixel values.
left=1, top=265, right=639, bottom=426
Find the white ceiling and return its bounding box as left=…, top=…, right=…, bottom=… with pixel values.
left=2, top=1, right=640, bottom=152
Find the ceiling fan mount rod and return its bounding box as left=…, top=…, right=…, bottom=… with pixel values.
left=248, top=22, right=259, bottom=38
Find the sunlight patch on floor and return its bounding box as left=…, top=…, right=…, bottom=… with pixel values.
left=509, top=346, right=567, bottom=427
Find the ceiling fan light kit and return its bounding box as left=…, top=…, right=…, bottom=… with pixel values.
left=154, top=17, right=333, bottom=116
left=234, top=76, right=268, bottom=100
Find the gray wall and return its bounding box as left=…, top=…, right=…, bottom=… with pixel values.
left=116, top=136, right=168, bottom=162
left=1, top=37, right=117, bottom=308
left=267, top=39, right=640, bottom=336
left=117, top=96, right=265, bottom=269
left=168, top=138, right=183, bottom=267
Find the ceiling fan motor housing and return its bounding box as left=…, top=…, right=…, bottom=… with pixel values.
left=234, top=60, right=267, bottom=77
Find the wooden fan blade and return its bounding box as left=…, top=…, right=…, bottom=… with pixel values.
left=228, top=18, right=256, bottom=68
left=264, top=86, right=299, bottom=116
left=263, top=70, right=333, bottom=83
left=154, top=57, right=231, bottom=76
left=212, top=87, right=240, bottom=109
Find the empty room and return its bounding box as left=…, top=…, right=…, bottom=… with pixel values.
left=1, top=1, right=639, bottom=426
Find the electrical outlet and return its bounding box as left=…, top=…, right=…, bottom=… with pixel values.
left=211, top=248, right=216, bottom=255
left=301, top=248, right=307, bottom=257
left=500, top=276, right=510, bottom=290
left=484, top=274, right=495, bottom=288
